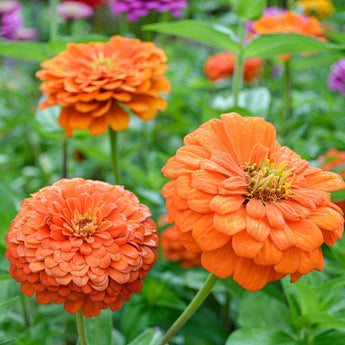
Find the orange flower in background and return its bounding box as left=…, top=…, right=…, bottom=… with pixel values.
left=36, top=36, right=170, bottom=136
left=5, top=178, right=159, bottom=317
left=204, top=51, right=262, bottom=83
left=318, top=148, right=345, bottom=214
left=162, top=113, right=345, bottom=291
left=159, top=215, right=201, bottom=268
left=252, top=11, right=325, bottom=39
left=318, top=148, right=345, bottom=177
left=62, top=0, right=107, bottom=8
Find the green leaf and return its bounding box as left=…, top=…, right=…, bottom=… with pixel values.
left=226, top=328, right=297, bottom=345
left=143, top=21, right=240, bottom=53
left=331, top=189, right=345, bottom=202
left=0, top=339, right=16, bottom=345
left=127, top=329, right=163, bottom=345
left=313, top=330, right=345, bottom=345
left=0, top=40, right=50, bottom=61
left=0, top=35, right=109, bottom=61
left=237, top=291, right=290, bottom=331
left=35, top=96, right=63, bottom=133
left=295, top=312, right=345, bottom=329
left=326, top=30, right=345, bottom=44
left=244, top=34, right=345, bottom=58
left=291, top=52, right=344, bottom=71
left=0, top=296, right=19, bottom=309
left=47, top=35, right=109, bottom=55
left=230, top=0, right=267, bottom=20
left=295, top=283, right=319, bottom=314
left=92, top=309, right=112, bottom=345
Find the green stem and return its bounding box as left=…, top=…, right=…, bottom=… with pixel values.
left=232, top=19, right=246, bottom=108
left=109, top=128, right=122, bottom=185
left=20, top=295, right=32, bottom=328
left=76, top=310, right=89, bottom=345
left=49, top=0, right=59, bottom=41
left=62, top=137, right=68, bottom=178
left=279, top=60, right=292, bottom=137
left=287, top=0, right=294, bottom=10
left=159, top=273, right=219, bottom=345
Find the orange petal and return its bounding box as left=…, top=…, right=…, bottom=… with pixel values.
left=246, top=198, right=265, bottom=218
left=176, top=175, right=192, bottom=199
left=201, top=242, right=236, bottom=278
left=247, top=143, right=269, bottom=166
left=270, top=224, right=296, bottom=251
left=192, top=214, right=230, bottom=251
left=107, top=103, right=130, bottom=131
left=176, top=228, right=201, bottom=252
left=265, top=204, right=285, bottom=229
left=69, top=112, right=92, bottom=130
left=298, top=248, right=324, bottom=274
left=306, top=171, right=345, bottom=192
left=288, top=219, right=323, bottom=251
left=246, top=216, right=271, bottom=242
left=213, top=206, right=246, bottom=235
left=309, top=206, right=343, bottom=232
left=209, top=195, right=244, bottom=215
left=233, top=257, right=272, bottom=291
left=322, top=228, right=343, bottom=246
left=92, top=99, right=112, bottom=117
left=253, top=237, right=282, bottom=265
left=191, top=170, right=225, bottom=194
left=232, top=230, right=264, bottom=258
left=89, top=115, right=109, bottom=136
left=186, top=189, right=213, bottom=213
left=75, top=102, right=99, bottom=113
left=274, top=247, right=301, bottom=274
left=173, top=210, right=200, bottom=234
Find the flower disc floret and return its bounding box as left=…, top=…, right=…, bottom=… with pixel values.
left=36, top=35, right=170, bottom=136
left=5, top=178, right=159, bottom=317
left=162, top=113, right=345, bottom=291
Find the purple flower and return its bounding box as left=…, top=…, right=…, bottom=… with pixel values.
left=109, top=0, right=188, bottom=21
left=0, top=1, right=21, bottom=15
left=328, top=58, right=345, bottom=96
left=57, top=1, right=94, bottom=21
left=1, top=3, right=36, bottom=41
left=246, top=6, right=287, bottom=33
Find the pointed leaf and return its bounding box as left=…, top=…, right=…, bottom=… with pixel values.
left=226, top=328, right=297, bottom=345
left=245, top=34, right=345, bottom=58
left=143, top=21, right=240, bottom=53
left=127, top=329, right=163, bottom=345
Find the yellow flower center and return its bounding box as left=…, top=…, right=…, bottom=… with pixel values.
left=71, top=210, right=98, bottom=239
left=243, top=158, right=294, bottom=202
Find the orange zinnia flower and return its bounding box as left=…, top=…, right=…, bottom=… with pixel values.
left=161, top=113, right=345, bottom=291
left=159, top=215, right=201, bottom=268
left=36, top=36, right=170, bottom=136
left=318, top=148, right=345, bottom=177
left=204, top=51, right=262, bottom=83
left=252, top=10, right=325, bottom=40
left=5, top=178, right=159, bottom=317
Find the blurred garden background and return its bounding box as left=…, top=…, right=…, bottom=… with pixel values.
left=1, top=0, right=345, bottom=344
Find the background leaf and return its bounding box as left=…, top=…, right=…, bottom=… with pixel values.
left=244, top=34, right=345, bottom=58
left=143, top=21, right=240, bottom=53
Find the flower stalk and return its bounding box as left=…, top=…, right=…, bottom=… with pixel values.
left=76, top=310, right=89, bottom=345
left=232, top=19, right=246, bottom=108
left=109, top=127, right=122, bottom=185
left=159, top=273, right=219, bottom=345
left=279, top=60, right=292, bottom=136
left=49, top=0, right=59, bottom=41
